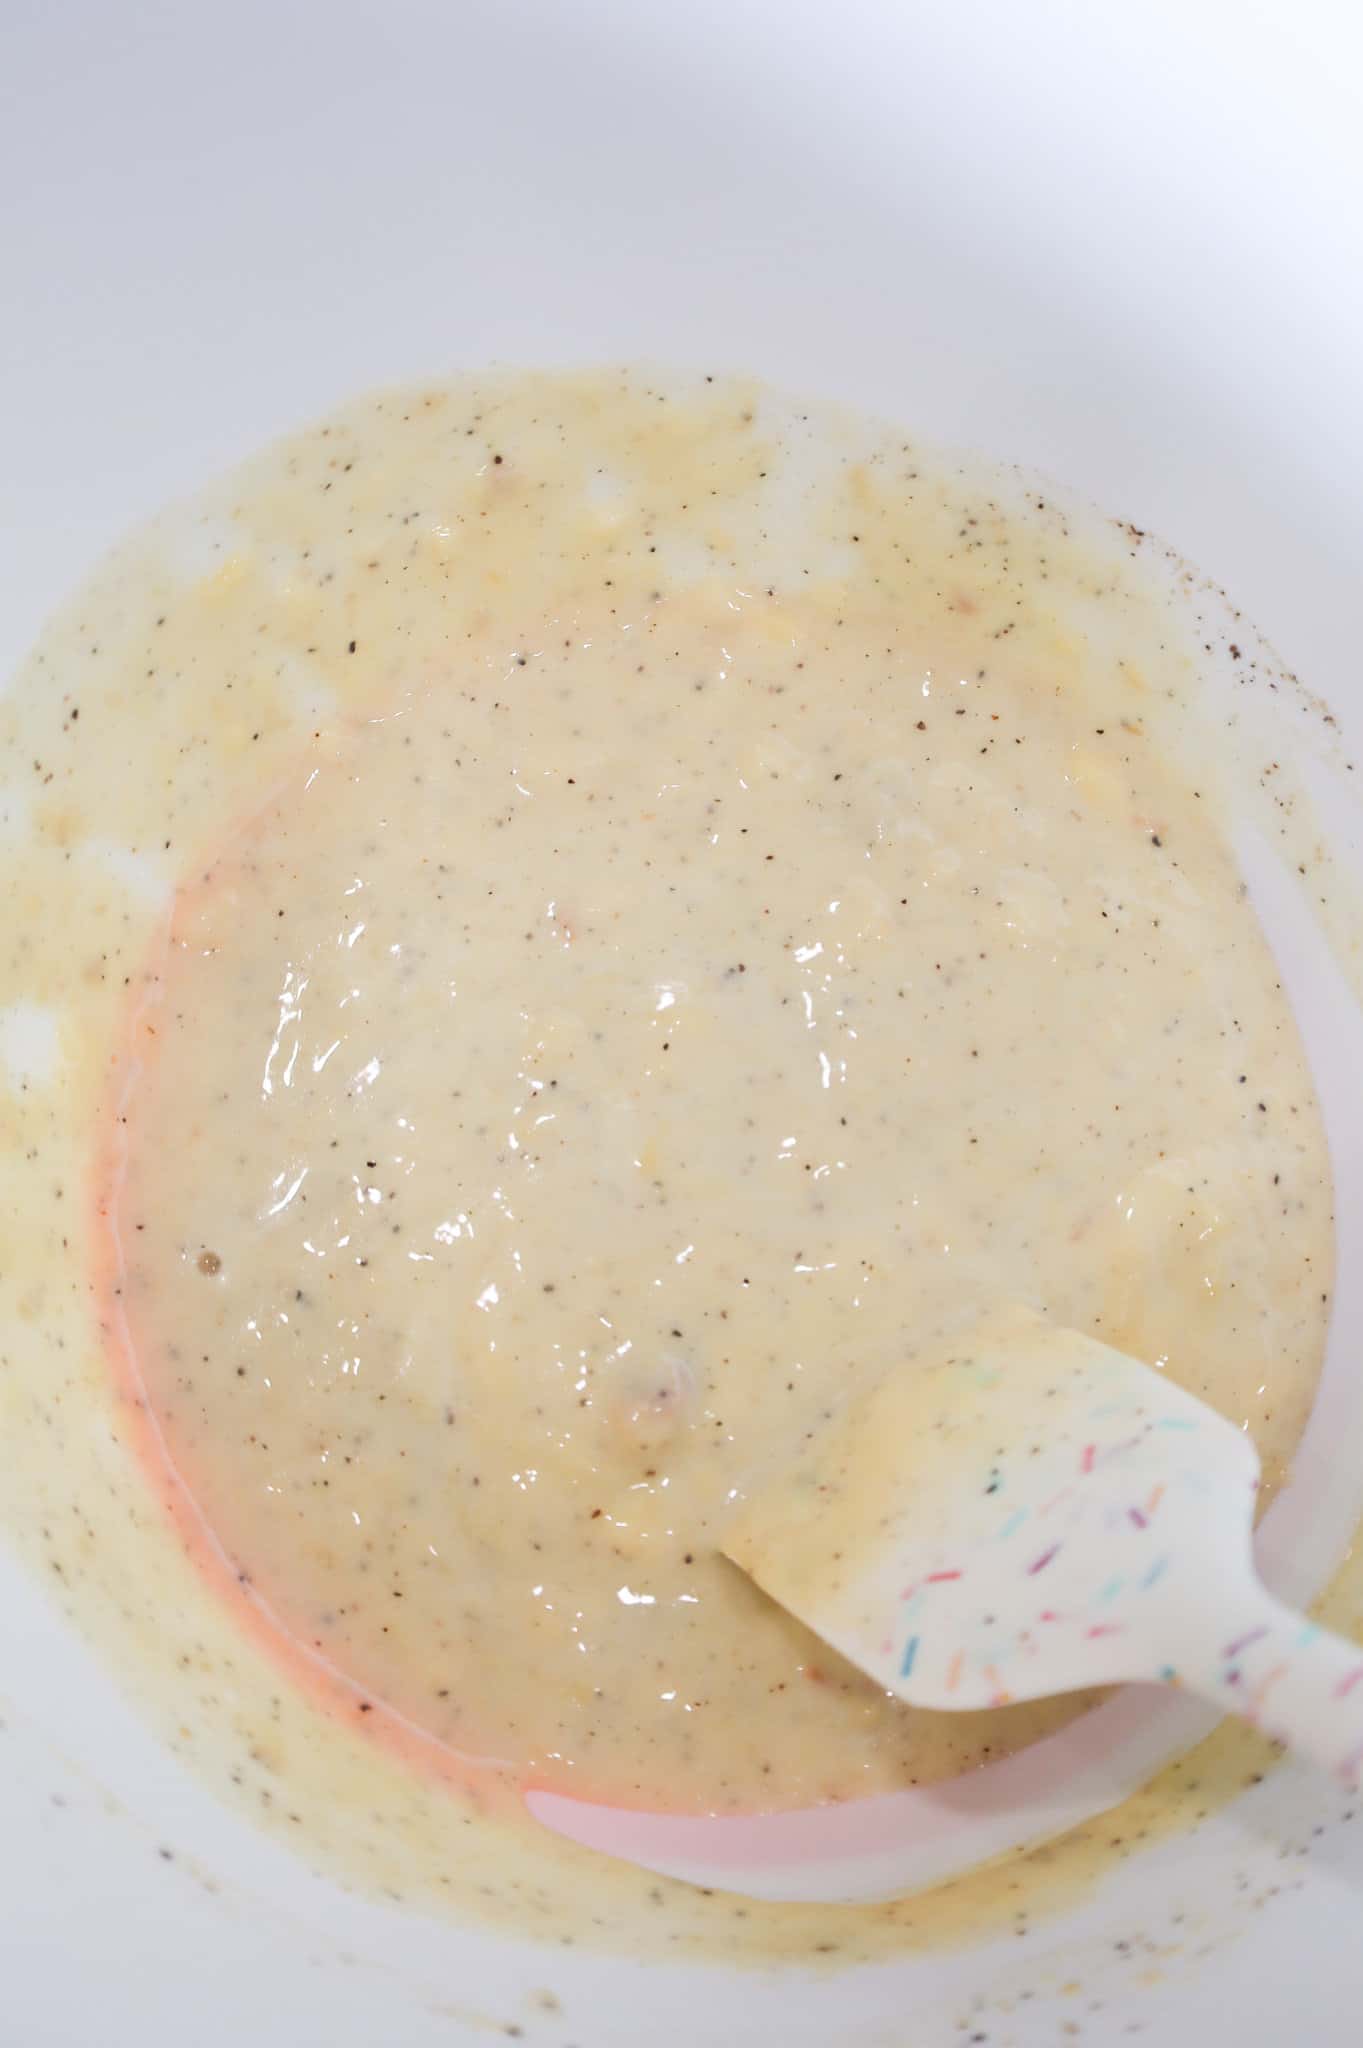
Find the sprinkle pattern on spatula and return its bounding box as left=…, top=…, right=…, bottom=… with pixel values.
left=724, top=1306, right=1363, bottom=1786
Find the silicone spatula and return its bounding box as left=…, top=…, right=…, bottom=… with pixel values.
left=723, top=1305, right=1363, bottom=1783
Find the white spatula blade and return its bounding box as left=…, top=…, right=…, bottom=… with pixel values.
left=723, top=1307, right=1260, bottom=1711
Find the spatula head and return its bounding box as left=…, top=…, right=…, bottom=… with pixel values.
left=723, top=1306, right=1260, bottom=1709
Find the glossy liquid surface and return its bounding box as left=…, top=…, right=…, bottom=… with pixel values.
left=106, top=387, right=1331, bottom=1812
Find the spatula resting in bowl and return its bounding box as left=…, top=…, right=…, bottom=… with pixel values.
left=723, top=1305, right=1363, bottom=1785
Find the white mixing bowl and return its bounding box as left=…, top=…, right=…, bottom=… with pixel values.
left=3, top=3, right=1362, bottom=2040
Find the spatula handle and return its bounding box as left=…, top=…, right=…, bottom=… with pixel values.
left=1177, top=1584, right=1363, bottom=1785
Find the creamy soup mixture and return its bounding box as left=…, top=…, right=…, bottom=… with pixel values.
left=0, top=371, right=1338, bottom=1956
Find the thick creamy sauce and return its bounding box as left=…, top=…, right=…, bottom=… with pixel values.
left=0, top=370, right=1342, bottom=1959
left=113, top=552, right=1328, bottom=1816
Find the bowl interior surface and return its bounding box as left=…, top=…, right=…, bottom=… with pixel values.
left=3, top=4, right=1362, bottom=2042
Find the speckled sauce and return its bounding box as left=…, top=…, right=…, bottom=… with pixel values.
left=0, top=369, right=1344, bottom=1961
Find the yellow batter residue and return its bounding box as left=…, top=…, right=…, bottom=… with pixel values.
left=0, top=369, right=1338, bottom=1962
